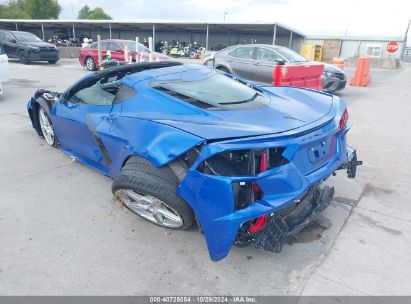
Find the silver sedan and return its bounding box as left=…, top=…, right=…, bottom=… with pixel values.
left=204, top=44, right=346, bottom=93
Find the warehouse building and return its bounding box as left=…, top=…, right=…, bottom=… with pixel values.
left=0, top=19, right=305, bottom=51
left=303, top=35, right=406, bottom=61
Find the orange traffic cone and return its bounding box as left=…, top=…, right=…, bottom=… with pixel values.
left=350, top=57, right=371, bottom=87
left=332, top=58, right=345, bottom=70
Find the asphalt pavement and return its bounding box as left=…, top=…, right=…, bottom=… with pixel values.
left=0, top=59, right=410, bottom=296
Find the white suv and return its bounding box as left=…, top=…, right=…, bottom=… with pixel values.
left=0, top=46, right=9, bottom=95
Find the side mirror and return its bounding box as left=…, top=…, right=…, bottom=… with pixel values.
left=275, top=58, right=286, bottom=65
left=9, top=38, right=17, bottom=44
left=114, top=48, right=123, bottom=53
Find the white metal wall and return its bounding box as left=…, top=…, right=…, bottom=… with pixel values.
left=304, top=38, right=405, bottom=59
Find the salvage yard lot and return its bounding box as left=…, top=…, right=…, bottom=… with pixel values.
left=0, top=59, right=410, bottom=296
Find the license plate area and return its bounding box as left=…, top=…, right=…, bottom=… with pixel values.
left=307, top=138, right=332, bottom=164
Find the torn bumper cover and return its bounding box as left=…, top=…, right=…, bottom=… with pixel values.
left=235, top=185, right=334, bottom=252
left=177, top=119, right=361, bottom=261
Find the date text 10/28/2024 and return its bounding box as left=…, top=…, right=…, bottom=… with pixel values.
left=149, top=296, right=257, bottom=303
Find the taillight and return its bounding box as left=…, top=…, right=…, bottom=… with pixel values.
left=250, top=152, right=267, bottom=234
left=250, top=216, right=267, bottom=234
left=198, top=148, right=288, bottom=177
left=339, top=108, right=349, bottom=130
left=260, top=151, right=267, bottom=172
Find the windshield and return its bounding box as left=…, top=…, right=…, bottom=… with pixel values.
left=154, top=73, right=267, bottom=110
left=275, top=47, right=308, bottom=62
left=122, top=41, right=150, bottom=53
left=13, top=32, right=42, bottom=42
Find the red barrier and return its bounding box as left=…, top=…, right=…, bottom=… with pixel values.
left=272, top=64, right=324, bottom=91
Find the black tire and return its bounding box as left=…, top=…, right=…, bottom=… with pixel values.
left=112, top=156, right=195, bottom=230
left=216, top=66, right=231, bottom=74
left=18, top=50, right=30, bottom=64
left=48, top=60, right=58, bottom=64
left=85, top=56, right=97, bottom=71
left=36, top=103, right=58, bottom=147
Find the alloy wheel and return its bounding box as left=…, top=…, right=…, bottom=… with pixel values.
left=118, top=189, right=184, bottom=228
left=38, top=107, right=55, bottom=146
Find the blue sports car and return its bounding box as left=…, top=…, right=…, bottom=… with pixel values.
left=27, top=62, right=361, bottom=261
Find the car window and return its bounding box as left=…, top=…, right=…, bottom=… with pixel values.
left=231, top=47, right=254, bottom=59
left=99, top=41, right=110, bottom=50
left=108, top=42, right=121, bottom=51
left=11, top=32, right=41, bottom=42
left=6, top=33, right=15, bottom=43
left=69, top=76, right=123, bottom=106
left=113, top=84, right=136, bottom=104
left=256, top=48, right=282, bottom=62
left=274, top=47, right=308, bottom=62
left=89, top=42, right=97, bottom=49
left=153, top=73, right=268, bottom=110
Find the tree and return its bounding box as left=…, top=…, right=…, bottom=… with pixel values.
left=0, top=0, right=30, bottom=19
left=0, top=0, right=61, bottom=19
left=78, top=5, right=112, bottom=20
left=24, top=0, right=61, bottom=19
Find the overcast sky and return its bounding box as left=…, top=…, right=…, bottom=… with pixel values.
left=2, top=0, right=410, bottom=38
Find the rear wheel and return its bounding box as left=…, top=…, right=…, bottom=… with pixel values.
left=18, top=50, right=30, bottom=64
left=112, top=156, right=194, bottom=230
left=85, top=56, right=97, bottom=71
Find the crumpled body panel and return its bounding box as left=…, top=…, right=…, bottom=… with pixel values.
left=177, top=118, right=352, bottom=261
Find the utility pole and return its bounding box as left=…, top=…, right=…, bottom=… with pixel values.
left=400, top=19, right=410, bottom=62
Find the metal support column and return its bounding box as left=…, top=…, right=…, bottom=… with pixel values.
left=72, top=23, right=76, bottom=40
left=152, top=24, right=156, bottom=45
left=288, top=31, right=293, bottom=49
left=41, top=24, right=45, bottom=41
left=205, top=24, right=209, bottom=50
left=272, top=24, right=277, bottom=45
left=109, top=23, right=112, bottom=39
left=15, top=23, right=18, bottom=31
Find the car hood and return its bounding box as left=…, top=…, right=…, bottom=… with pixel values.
left=21, top=41, right=56, bottom=48
left=138, top=87, right=336, bottom=140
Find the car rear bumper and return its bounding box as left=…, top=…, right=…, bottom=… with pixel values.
left=177, top=119, right=358, bottom=261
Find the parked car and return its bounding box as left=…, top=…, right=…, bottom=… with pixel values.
left=0, top=30, right=59, bottom=64
left=79, top=39, right=171, bottom=71
left=204, top=44, right=347, bottom=93
left=0, top=46, right=9, bottom=95
left=27, top=62, right=360, bottom=261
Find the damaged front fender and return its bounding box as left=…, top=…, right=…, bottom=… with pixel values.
left=85, top=113, right=205, bottom=177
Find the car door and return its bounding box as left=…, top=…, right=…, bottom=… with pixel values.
left=227, top=46, right=255, bottom=80
left=86, top=41, right=109, bottom=63
left=253, top=47, right=285, bottom=85
left=51, top=75, right=120, bottom=168
left=108, top=42, right=125, bottom=62
left=3, top=32, right=18, bottom=58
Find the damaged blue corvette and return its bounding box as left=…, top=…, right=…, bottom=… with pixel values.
left=27, top=61, right=361, bottom=261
